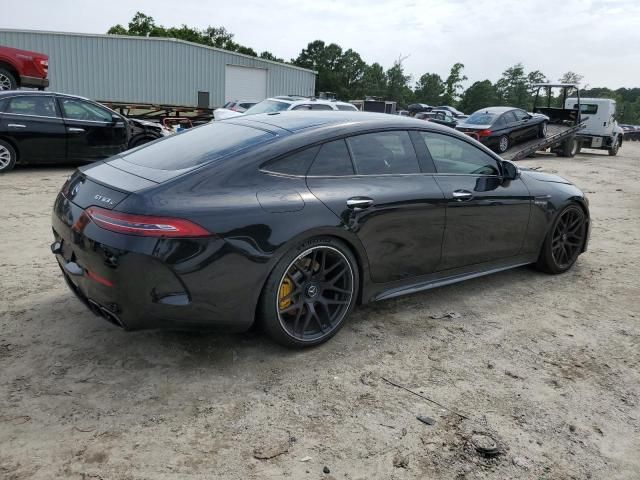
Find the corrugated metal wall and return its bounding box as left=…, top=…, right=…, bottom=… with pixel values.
left=0, top=29, right=316, bottom=107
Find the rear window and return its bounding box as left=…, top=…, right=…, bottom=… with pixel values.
left=121, top=122, right=275, bottom=171
left=466, top=111, right=498, bottom=125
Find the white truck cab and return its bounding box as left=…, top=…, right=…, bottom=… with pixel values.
left=565, top=97, right=624, bottom=156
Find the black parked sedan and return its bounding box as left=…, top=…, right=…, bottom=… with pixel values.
left=0, top=91, right=167, bottom=173
left=51, top=112, right=590, bottom=347
left=456, top=107, right=548, bottom=154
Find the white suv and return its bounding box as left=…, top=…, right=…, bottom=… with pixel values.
left=214, top=95, right=358, bottom=120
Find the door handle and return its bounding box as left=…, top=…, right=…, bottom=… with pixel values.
left=346, top=197, right=374, bottom=210
left=67, top=127, right=85, bottom=133
left=8, top=123, right=26, bottom=128
left=452, top=190, right=473, bottom=201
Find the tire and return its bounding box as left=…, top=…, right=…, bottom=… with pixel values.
left=536, top=204, right=587, bottom=274
left=608, top=137, right=619, bottom=156
left=258, top=237, right=359, bottom=348
left=538, top=121, right=548, bottom=139
left=129, top=135, right=156, bottom=149
left=0, top=68, right=18, bottom=91
left=558, top=137, right=578, bottom=157
left=575, top=142, right=582, bottom=155
left=497, top=135, right=509, bottom=153
left=0, top=140, right=17, bottom=173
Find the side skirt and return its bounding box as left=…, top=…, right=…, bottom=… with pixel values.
left=369, top=255, right=536, bottom=302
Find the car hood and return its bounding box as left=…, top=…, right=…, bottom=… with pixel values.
left=520, top=168, right=572, bottom=185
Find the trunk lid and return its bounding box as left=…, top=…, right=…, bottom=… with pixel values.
left=63, top=162, right=158, bottom=210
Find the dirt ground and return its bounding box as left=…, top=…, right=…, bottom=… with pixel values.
left=1, top=141, right=639, bottom=480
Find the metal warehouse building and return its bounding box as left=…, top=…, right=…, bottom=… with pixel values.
left=0, top=29, right=316, bottom=108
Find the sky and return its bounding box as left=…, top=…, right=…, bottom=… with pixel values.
left=1, top=0, right=639, bottom=89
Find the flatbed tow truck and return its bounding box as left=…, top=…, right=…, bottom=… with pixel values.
left=500, top=83, right=585, bottom=161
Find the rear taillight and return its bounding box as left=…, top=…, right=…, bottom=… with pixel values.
left=40, top=59, right=48, bottom=73
left=85, top=207, right=210, bottom=238
left=478, top=129, right=492, bottom=137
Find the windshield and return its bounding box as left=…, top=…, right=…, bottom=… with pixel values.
left=243, top=99, right=291, bottom=115
left=465, top=112, right=498, bottom=125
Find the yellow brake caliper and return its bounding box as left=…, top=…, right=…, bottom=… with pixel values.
left=278, top=277, right=293, bottom=310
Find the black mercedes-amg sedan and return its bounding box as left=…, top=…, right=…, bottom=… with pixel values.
left=51, top=111, right=590, bottom=347
left=456, top=107, right=548, bottom=154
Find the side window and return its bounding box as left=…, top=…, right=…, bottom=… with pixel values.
left=308, top=140, right=354, bottom=176
left=494, top=115, right=506, bottom=127
left=311, top=104, right=334, bottom=111
left=5, top=96, right=58, bottom=117
left=60, top=98, right=113, bottom=122
left=291, top=104, right=312, bottom=111
left=337, top=104, right=357, bottom=111
left=347, top=131, right=419, bottom=175
left=419, top=132, right=500, bottom=176
left=513, top=109, right=529, bottom=121
left=503, top=111, right=517, bottom=123
left=262, top=146, right=319, bottom=176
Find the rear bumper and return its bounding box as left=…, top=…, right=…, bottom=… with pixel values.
left=51, top=193, right=264, bottom=332
left=20, top=75, right=49, bottom=88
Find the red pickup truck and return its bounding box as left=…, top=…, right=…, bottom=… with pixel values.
left=0, top=46, right=49, bottom=91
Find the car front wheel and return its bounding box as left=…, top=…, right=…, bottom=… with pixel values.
left=608, top=137, right=620, bottom=156
left=538, top=121, right=548, bottom=138
left=536, top=204, right=587, bottom=274
left=0, top=68, right=18, bottom=91
left=259, top=238, right=359, bottom=347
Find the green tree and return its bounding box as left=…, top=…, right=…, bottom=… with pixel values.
left=496, top=63, right=529, bottom=108
left=441, top=62, right=467, bottom=105
left=360, top=63, right=387, bottom=98
left=259, top=51, right=284, bottom=62
left=386, top=57, right=413, bottom=106
left=559, top=71, right=584, bottom=87
left=107, top=12, right=259, bottom=58
left=458, top=80, right=499, bottom=113
left=414, top=73, right=445, bottom=105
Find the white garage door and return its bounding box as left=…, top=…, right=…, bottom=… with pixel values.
left=224, top=65, right=267, bottom=103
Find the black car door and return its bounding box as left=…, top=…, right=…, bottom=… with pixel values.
left=416, top=131, right=531, bottom=271
left=513, top=109, right=537, bottom=139
left=502, top=110, right=522, bottom=142
left=306, top=130, right=446, bottom=284
left=0, top=95, right=66, bottom=163
left=57, top=96, right=129, bottom=162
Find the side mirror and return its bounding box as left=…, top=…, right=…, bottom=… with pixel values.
left=112, top=114, right=125, bottom=124
left=501, top=160, right=519, bottom=180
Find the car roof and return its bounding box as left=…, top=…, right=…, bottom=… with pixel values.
left=267, top=96, right=355, bottom=108
left=225, top=110, right=453, bottom=134
left=0, top=90, right=89, bottom=101
left=472, top=106, right=518, bottom=114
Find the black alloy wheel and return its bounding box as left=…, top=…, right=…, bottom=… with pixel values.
left=498, top=135, right=510, bottom=153
left=260, top=239, right=358, bottom=347
left=537, top=204, right=587, bottom=273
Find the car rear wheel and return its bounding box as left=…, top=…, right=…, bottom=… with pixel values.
left=0, top=140, right=17, bottom=173
left=259, top=238, right=359, bottom=348
left=497, top=135, right=510, bottom=153
left=0, top=68, right=17, bottom=91
left=536, top=204, right=587, bottom=274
